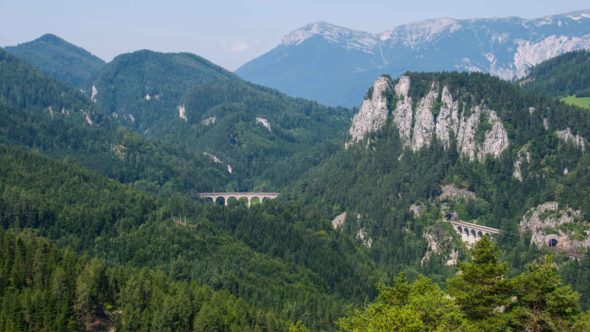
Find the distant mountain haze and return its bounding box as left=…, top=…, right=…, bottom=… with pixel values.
left=237, top=9, right=590, bottom=106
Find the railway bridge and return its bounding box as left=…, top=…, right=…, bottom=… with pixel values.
left=198, top=192, right=279, bottom=207
left=447, top=220, right=500, bottom=246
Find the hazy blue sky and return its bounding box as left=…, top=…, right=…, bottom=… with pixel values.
left=0, top=0, right=587, bottom=70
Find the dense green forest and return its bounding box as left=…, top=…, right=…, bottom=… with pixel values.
left=0, top=48, right=230, bottom=194
left=521, top=50, right=590, bottom=98
left=0, top=229, right=290, bottom=331
left=338, top=238, right=590, bottom=331
left=0, top=144, right=379, bottom=330
left=91, top=50, right=353, bottom=190
left=5, top=34, right=105, bottom=88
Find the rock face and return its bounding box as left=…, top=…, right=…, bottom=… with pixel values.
left=439, top=185, right=476, bottom=201
left=356, top=228, right=373, bottom=248
left=201, top=116, right=216, bottom=126
left=513, top=146, right=531, bottom=181
left=420, top=224, right=459, bottom=266
left=178, top=104, right=187, bottom=122
left=331, top=212, right=347, bottom=230
left=348, top=75, right=510, bottom=161
left=411, top=84, right=437, bottom=151
left=91, top=85, right=98, bottom=103
left=519, top=202, right=590, bottom=255
left=203, top=152, right=232, bottom=174
left=256, top=117, right=272, bottom=132
left=435, top=86, right=459, bottom=148
left=393, top=76, right=413, bottom=145
left=347, top=76, right=392, bottom=147
left=556, top=128, right=586, bottom=151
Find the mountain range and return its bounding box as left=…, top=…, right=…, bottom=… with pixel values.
left=3, top=18, right=590, bottom=330
left=6, top=35, right=352, bottom=191
left=237, top=9, right=590, bottom=106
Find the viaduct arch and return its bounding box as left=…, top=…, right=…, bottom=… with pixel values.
left=447, top=220, right=500, bottom=246
left=198, top=192, right=279, bottom=207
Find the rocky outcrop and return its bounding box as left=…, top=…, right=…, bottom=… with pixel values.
left=420, top=224, right=459, bottom=266
left=556, top=128, right=586, bottom=151
left=456, top=107, right=509, bottom=161
left=446, top=248, right=459, bottom=266
left=203, top=152, right=233, bottom=174
left=346, top=76, right=392, bottom=147
left=519, top=202, right=590, bottom=255
left=348, top=75, right=510, bottom=161
left=91, top=85, right=98, bottom=103
left=439, top=184, right=476, bottom=201
left=513, top=146, right=531, bottom=181
left=201, top=116, right=216, bottom=126
left=411, top=83, right=437, bottom=151
left=476, top=110, right=510, bottom=160
left=178, top=104, right=187, bottom=122
left=393, top=75, right=413, bottom=145
left=409, top=203, right=425, bottom=217
left=203, top=152, right=223, bottom=164
left=356, top=228, right=373, bottom=248
left=435, top=86, right=459, bottom=148
left=331, top=212, right=347, bottom=230
left=256, top=117, right=272, bottom=132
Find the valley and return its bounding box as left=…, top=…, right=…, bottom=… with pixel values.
left=1, top=4, right=590, bottom=331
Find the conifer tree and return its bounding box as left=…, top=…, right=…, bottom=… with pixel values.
left=446, top=236, right=511, bottom=328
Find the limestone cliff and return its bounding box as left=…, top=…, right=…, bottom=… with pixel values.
left=556, top=128, right=586, bottom=151
left=393, top=75, right=414, bottom=146
left=435, top=86, right=459, bottom=148
left=346, top=76, right=392, bottom=147
left=348, top=75, right=510, bottom=161
left=411, top=84, right=437, bottom=151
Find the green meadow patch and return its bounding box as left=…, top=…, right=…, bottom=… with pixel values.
left=562, top=95, right=590, bottom=110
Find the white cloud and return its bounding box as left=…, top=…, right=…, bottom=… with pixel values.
left=231, top=40, right=251, bottom=52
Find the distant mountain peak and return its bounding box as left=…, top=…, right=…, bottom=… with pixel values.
left=380, top=17, right=462, bottom=46
left=238, top=8, right=590, bottom=107
left=37, top=33, right=66, bottom=43
left=6, top=33, right=105, bottom=88
left=281, top=21, right=378, bottom=53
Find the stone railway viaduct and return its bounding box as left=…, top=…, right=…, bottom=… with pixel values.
left=198, top=192, right=279, bottom=207
left=447, top=220, right=500, bottom=245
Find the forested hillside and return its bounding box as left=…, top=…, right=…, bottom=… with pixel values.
left=0, top=48, right=229, bottom=194
left=0, top=229, right=289, bottom=331
left=338, top=237, right=590, bottom=331
left=5, top=34, right=105, bottom=88
left=0, top=144, right=380, bottom=330
left=521, top=50, right=590, bottom=97
left=289, top=72, right=590, bottom=305
left=91, top=50, right=352, bottom=190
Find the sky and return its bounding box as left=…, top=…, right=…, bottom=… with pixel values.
left=0, top=0, right=588, bottom=70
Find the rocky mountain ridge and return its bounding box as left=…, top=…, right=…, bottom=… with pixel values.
left=238, top=9, right=590, bottom=106
left=347, top=75, right=510, bottom=162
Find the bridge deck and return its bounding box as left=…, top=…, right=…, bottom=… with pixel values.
left=198, top=192, right=279, bottom=197
left=448, top=220, right=500, bottom=234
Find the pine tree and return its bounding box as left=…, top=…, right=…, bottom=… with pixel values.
left=508, top=256, right=581, bottom=331
left=446, top=236, right=511, bottom=328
